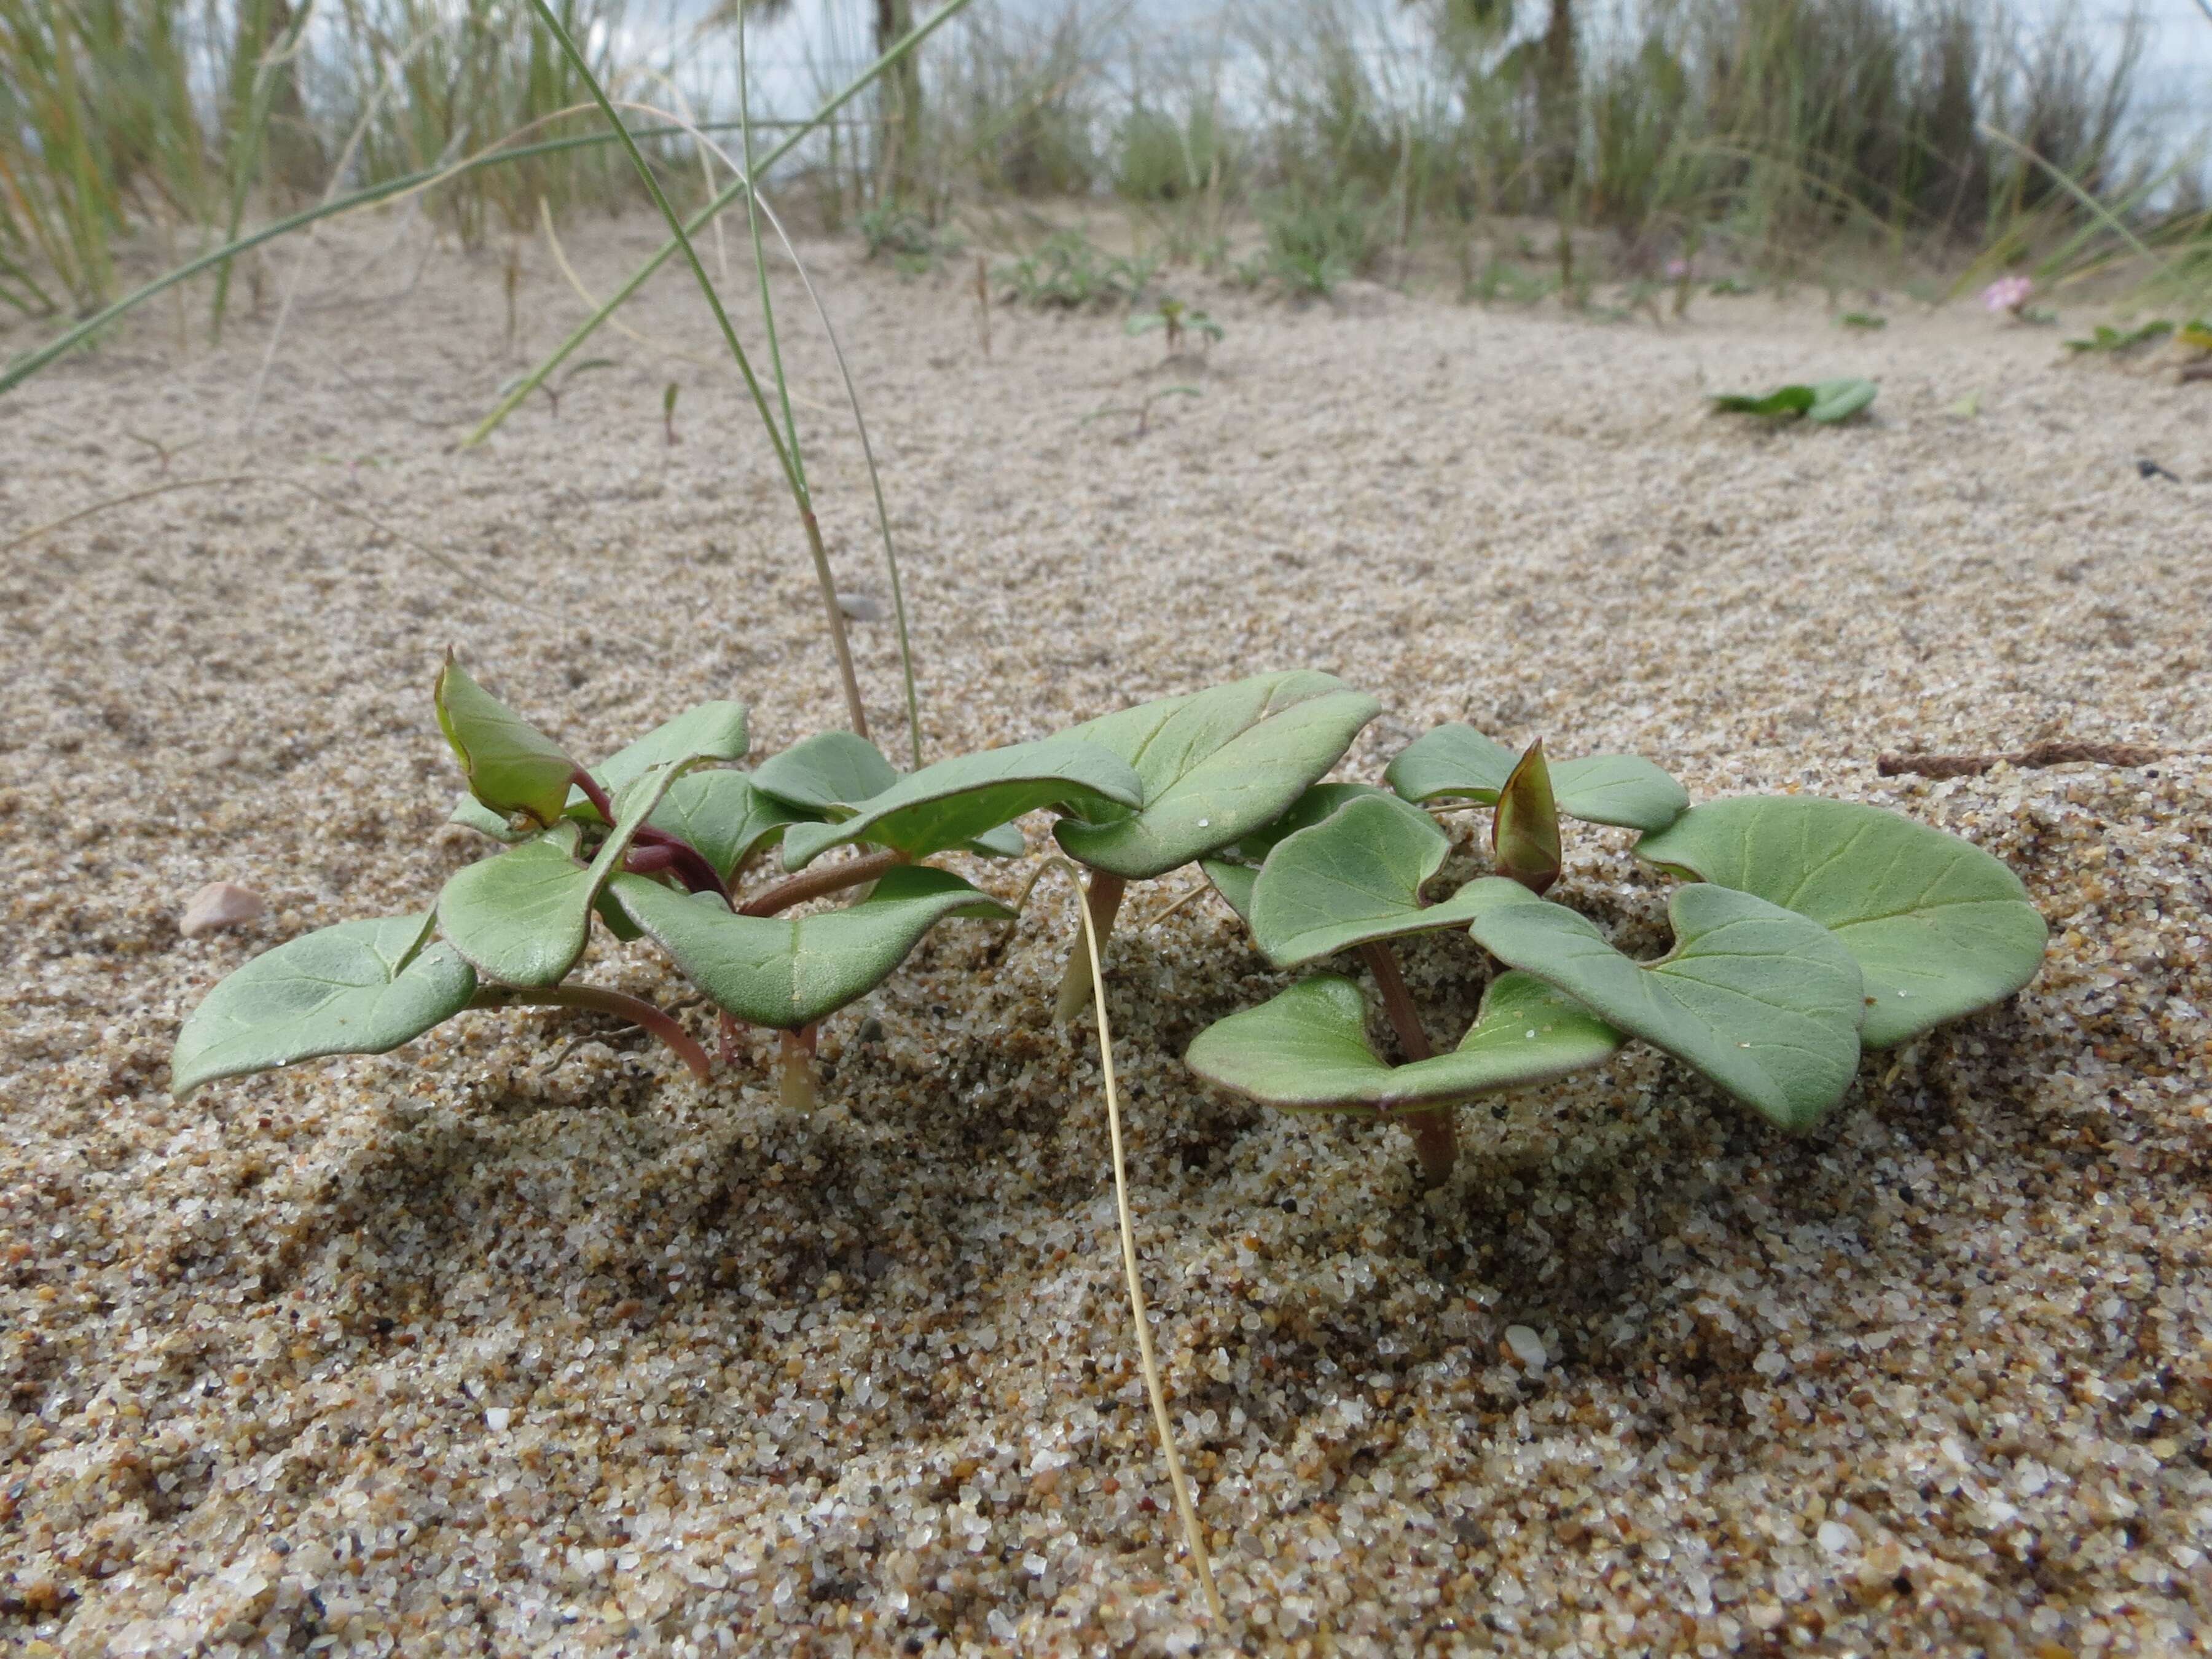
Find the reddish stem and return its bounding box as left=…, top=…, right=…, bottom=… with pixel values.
left=739, top=849, right=901, bottom=917
left=1359, top=942, right=1456, bottom=1186
left=478, top=982, right=713, bottom=1084
left=575, top=766, right=729, bottom=900
left=1359, top=943, right=1433, bottom=1061
left=571, top=768, right=615, bottom=822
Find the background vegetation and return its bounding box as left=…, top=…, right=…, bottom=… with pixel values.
left=2, top=0, right=2207, bottom=334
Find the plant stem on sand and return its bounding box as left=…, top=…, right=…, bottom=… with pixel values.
left=1360, top=942, right=1457, bottom=1185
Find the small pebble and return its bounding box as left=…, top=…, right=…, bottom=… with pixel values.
left=178, top=882, right=264, bottom=938
left=1503, top=1325, right=1548, bottom=1372
left=837, top=593, right=887, bottom=621
left=485, top=1407, right=512, bottom=1432
left=1818, top=1521, right=1859, bottom=1556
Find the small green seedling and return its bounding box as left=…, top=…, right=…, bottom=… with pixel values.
left=175, top=672, right=2048, bottom=1206
left=1081, top=383, right=1202, bottom=439
left=662, top=381, right=681, bottom=446
left=2065, top=320, right=2173, bottom=355
left=1185, top=723, right=2045, bottom=1185
left=1838, top=311, right=1886, bottom=331
left=1708, top=276, right=1757, bottom=297
left=1125, top=297, right=1224, bottom=357
left=173, top=658, right=1139, bottom=1108
left=859, top=205, right=961, bottom=275
left=998, top=231, right=1159, bottom=309
left=1710, top=378, right=1877, bottom=424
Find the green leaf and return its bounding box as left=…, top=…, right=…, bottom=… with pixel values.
left=1249, top=794, right=1496, bottom=967
left=1385, top=724, right=1688, bottom=831
left=1464, top=878, right=1865, bottom=1129
left=593, top=702, right=749, bottom=797
left=1201, top=782, right=1391, bottom=925
left=607, top=865, right=1014, bottom=1029
left=750, top=731, right=900, bottom=815
left=437, top=761, right=692, bottom=986
left=1633, top=796, right=2047, bottom=1048
left=1053, top=671, right=1382, bottom=879
left=452, top=703, right=751, bottom=834
left=1708, top=378, right=1876, bottom=424
left=434, top=654, right=581, bottom=829
left=648, top=769, right=799, bottom=882
left=1185, top=971, right=1622, bottom=1114
left=170, top=914, right=476, bottom=1097
left=2065, top=320, right=2170, bottom=353
left=967, top=822, right=1029, bottom=858
left=1220, top=782, right=1393, bottom=865
left=1710, top=385, right=1816, bottom=418
left=779, top=736, right=1143, bottom=869
left=1807, top=378, right=1878, bottom=422
left=1491, top=739, right=1562, bottom=895
left=449, top=793, right=528, bottom=842
left=1202, top=861, right=1260, bottom=924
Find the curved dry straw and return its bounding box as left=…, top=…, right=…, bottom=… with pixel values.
left=1035, top=853, right=1225, bottom=1628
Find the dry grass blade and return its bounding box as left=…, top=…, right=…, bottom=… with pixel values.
left=1036, top=854, right=1225, bottom=1628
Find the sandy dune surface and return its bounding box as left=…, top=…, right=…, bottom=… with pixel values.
left=2, top=222, right=2208, bottom=1655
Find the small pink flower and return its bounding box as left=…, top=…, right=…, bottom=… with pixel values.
left=1665, top=257, right=1692, bottom=280
left=1982, top=275, right=2034, bottom=315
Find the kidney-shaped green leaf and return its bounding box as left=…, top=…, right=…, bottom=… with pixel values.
left=1054, top=671, right=1382, bottom=880
left=1710, top=383, right=1818, bottom=419
left=171, top=914, right=476, bottom=1097
left=1464, top=878, right=1865, bottom=1130
left=594, top=701, right=750, bottom=798
left=1247, top=794, right=1493, bottom=967
left=1808, top=377, right=1878, bottom=423
left=449, top=702, right=753, bottom=837
left=435, top=655, right=581, bottom=830
left=1201, top=782, right=1391, bottom=924
left=1186, top=971, right=1622, bottom=1114
left=750, top=730, right=901, bottom=815
left=649, top=769, right=799, bottom=883
left=1385, top=724, right=1688, bottom=831
left=779, top=736, right=1142, bottom=869
left=608, top=865, right=1014, bottom=1029
left=1709, top=378, right=1876, bottom=424
left=1633, top=795, right=2047, bottom=1048
left=437, top=761, right=691, bottom=986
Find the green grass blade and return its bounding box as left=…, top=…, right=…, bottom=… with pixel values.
left=1, top=122, right=753, bottom=397
left=465, top=0, right=978, bottom=447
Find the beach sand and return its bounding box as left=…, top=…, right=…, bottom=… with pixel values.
left=2, top=221, right=2208, bottom=1655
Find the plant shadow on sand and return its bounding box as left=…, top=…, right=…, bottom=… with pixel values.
left=238, top=885, right=2042, bottom=1429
